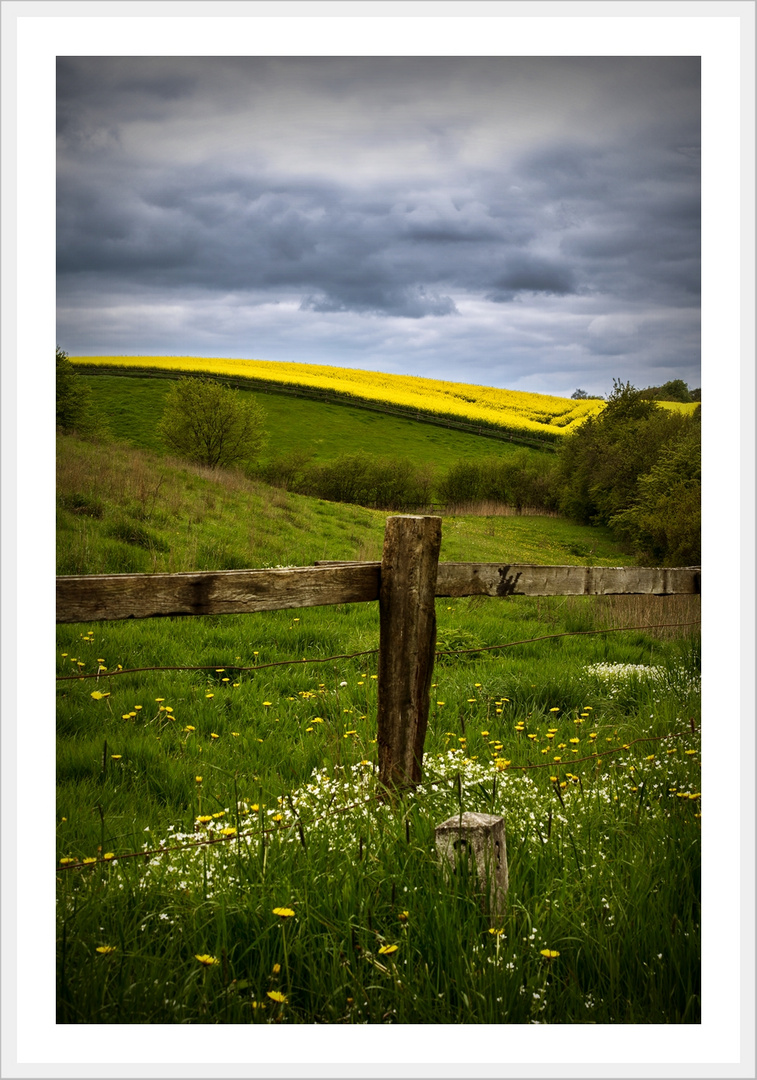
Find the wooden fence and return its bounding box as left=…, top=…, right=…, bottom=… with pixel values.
left=57, top=515, right=701, bottom=790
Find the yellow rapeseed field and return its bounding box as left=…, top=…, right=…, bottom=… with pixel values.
left=73, top=355, right=609, bottom=437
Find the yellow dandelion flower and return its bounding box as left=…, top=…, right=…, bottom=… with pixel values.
left=540, top=949, right=560, bottom=959
left=59, top=857, right=76, bottom=865
left=102, top=852, right=115, bottom=861
left=195, top=954, right=220, bottom=966
left=195, top=776, right=203, bottom=783
left=273, top=907, right=295, bottom=918
left=82, top=857, right=97, bottom=865
left=267, top=990, right=287, bottom=1003
left=272, top=962, right=281, bottom=975
left=96, top=945, right=116, bottom=955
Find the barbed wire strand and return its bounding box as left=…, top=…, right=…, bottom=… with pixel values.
left=56, top=726, right=698, bottom=872
left=56, top=621, right=699, bottom=681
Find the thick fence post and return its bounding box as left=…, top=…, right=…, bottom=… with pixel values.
left=377, top=515, right=442, bottom=790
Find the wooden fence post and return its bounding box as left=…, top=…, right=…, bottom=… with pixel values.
left=377, top=515, right=442, bottom=790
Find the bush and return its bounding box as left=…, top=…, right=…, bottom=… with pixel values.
left=610, top=421, right=701, bottom=565
left=298, top=451, right=434, bottom=510
left=157, top=376, right=267, bottom=470
left=56, top=347, right=107, bottom=439
left=437, top=452, right=559, bottom=512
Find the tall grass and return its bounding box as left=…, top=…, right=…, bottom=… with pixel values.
left=57, top=594, right=700, bottom=1024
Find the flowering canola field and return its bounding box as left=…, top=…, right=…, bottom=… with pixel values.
left=72, top=356, right=607, bottom=438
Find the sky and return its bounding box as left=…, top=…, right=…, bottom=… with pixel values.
left=56, top=55, right=701, bottom=398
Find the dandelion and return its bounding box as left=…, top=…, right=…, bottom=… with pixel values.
left=110, top=754, right=122, bottom=760
left=273, top=907, right=295, bottom=918
left=488, top=928, right=505, bottom=936
left=398, top=911, right=409, bottom=923
left=96, top=945, right=117, bottom=955
left=205, top=693, right=214, bottom=699
left=540, top=949, right=560, bottom=959
left=272, top=963, right=281, bottom=975
left=210, top=733, right=219, bottom=740
left=267, top=990, right=287, bottom=1003
left=90, top=690, right=109, bottom=700
left=184, top=725, right=196, bottom=733
left=195, top=954, right=220, bottom=967
left=59, top=857, right=76, bottom=865
left=378, top=944, right=399, bottom=955
left=195, top=776, right=203, bottom=783
left=102, top=852, right=115, bottom=861
left=82, top=857, right=97, bottom=865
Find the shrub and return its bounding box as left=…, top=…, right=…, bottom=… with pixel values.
left=157, top=376, right=267, bottom=469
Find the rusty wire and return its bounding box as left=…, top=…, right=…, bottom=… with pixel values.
left=55, top=621, right=699, bottom=681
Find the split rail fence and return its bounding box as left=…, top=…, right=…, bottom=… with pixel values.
left=57, top=515, right=701, bottom=790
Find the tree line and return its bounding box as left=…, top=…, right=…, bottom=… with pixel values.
left=57, top=350, right=700, bottom=566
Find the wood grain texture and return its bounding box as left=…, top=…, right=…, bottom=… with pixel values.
left=57, top=561, right=700, bottom=623
left=376, top=516, right=442, bottom=790
left=56, top=563, right=381, bottom=623
left=434, top=563, right=701, bottom=597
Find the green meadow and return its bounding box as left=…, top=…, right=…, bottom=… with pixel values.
left=79, top=371, right=542, bottom=469
left=56, top=375, right=700, bottom=1025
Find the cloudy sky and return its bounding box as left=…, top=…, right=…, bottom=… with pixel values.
left=56, top=55, right=700, bottom=398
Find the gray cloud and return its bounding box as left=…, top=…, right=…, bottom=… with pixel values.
left=56, top=56, right=700, bottom=396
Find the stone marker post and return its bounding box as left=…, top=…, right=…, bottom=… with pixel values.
left=435, top=812, right=509, bottom=917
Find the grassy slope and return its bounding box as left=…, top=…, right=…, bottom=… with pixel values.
left=81, top=372, right=551, bottom=469
left=57, top=433, right=632, bottom=576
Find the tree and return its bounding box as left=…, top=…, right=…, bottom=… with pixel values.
left=610, top=416, right=701, bottom=565
left=571, top=388, right=589, bottom=399
left=56, top=346, right=105, bottom=438
left=157, top=376, right=267, bottom=469
left=557, top=379, right=692, bottom=525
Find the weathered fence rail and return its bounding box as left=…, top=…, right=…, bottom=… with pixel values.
left=56, top=515, right=700, bottom=789
left=56, top=561, right=699, bottom=623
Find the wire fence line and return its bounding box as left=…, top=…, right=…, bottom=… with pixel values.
left=55, top=620, right=700, bottom=682
left=56, top=725, right=697, bottom=874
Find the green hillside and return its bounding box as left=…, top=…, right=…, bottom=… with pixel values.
left=57, top=433, right=632, bottom=576
left=80, top=372, right=550, bottom=471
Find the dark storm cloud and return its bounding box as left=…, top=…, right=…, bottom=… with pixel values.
left=56, top=56, right=700, bottom=394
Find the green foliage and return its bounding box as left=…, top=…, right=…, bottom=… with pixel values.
left=557, top=381, right=700, bottom=564
left=296, top=451, right=434, bottom=510
left=56, top=347, right=107, bottom=439
left=610, top=420, right=701, bottom=566
left=437, top=450, right=559, bottom=511
left=157, top=376, right=267, bottom=469
left=641, top=378, right=694, bottom=403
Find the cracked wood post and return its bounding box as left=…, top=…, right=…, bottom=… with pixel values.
left=377, top=515, right=442, bottom=790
